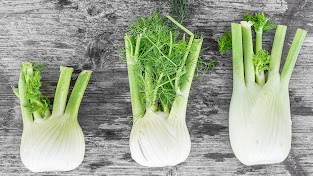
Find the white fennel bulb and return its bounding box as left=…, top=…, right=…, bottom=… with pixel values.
left=230, top=74, right=291, bottom=165
left=13, top=62, right=92, bottom=172
left=124, top=13, right=204, bottom=167
left=130, top=94, right=191, bottom=167
left=225, top=16, right=306, bottom=165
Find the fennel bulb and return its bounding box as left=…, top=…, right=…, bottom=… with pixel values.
left=124, top=13, right=203, bottom=167
left=220, top=13, right=307, bottom=165
left=13, top=62, right=92, bottom=172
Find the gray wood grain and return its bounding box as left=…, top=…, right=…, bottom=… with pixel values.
left=0, top=0, right=312, bottom=175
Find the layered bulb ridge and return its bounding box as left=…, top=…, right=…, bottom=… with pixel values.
left=229, top=75, right=292, bottom=165
left=20, top=116, right=85, bottom=172
left=130, top=109, right=191, bottom=167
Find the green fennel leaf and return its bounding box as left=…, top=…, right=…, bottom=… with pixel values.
left=218, top=31, right=232, bottom=54
left=19, top=63, right=50, bottom=117
left=253, top=49, right=271, bottom=73
left=243, top=12, right=276, bottom=33
left=126, top=12, right=198, bottom=110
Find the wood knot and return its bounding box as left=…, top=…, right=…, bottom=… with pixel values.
left=84, top=32, right=114, bottom=69
left=54, top=0, right=78, bottom=10
left=85, top=3, right=104, bottom=17
left=83, top=2, right=117, bottom=20
left=166, top=166, right=179, bottom=176
left=58, top=0, right=72, bottom=6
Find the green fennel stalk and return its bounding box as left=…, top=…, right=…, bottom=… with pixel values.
left=124, top=13, right=202, bottom=118
left=243, top=13, right=276, bottom=86
left=14, top=63, right=92, bottom=124
left=219, top=13, right=281, bottom=87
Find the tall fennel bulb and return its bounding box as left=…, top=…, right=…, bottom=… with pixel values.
left=220, top=13, right=307, bottom=165
left=12, top=62, right=92, bottom=172
left=124, top=13, right=203, bottom=167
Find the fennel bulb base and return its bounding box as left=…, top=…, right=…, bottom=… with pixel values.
left=20, top=116, right=85, bottom=172
left=229, top=76, right=292, bottom=166
left=130, top=109, right=191, bottom=167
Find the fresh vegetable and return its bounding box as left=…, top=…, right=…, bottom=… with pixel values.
left=218, top=31, right=232, bottom=54
left=219, top=13, right=307, bottom=165
left=12, top=62, right=92, bottom=172
left=124, top=12, right=203, bottom=167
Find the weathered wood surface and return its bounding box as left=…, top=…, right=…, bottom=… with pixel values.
left=0, top=0, right=312, bottom=175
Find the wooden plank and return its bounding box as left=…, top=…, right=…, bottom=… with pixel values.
left=0, top=0, right=312, bottom=175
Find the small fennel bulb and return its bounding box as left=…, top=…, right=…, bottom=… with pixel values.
left=219, top=13, right=307, bottom=165
left=124, top=13, right=204, bottom=167
left=12, top=62, right=92, bottom=172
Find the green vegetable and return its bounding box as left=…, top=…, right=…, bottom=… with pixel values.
left=243, top=13, right=276, bottom=85
left=13, top=62, right=92, bottom=172
left=219, top=13, right=276, bottom=86
left=124, top=12, right=202, bottom=167
left=243, top=12, right=276, bottom=32
left=218, top=31, right=232, bottom=53
left=219, top=13, right=307, bottom=165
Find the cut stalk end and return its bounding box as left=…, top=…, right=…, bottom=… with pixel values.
left=240, top=21, right=253, bottom=28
